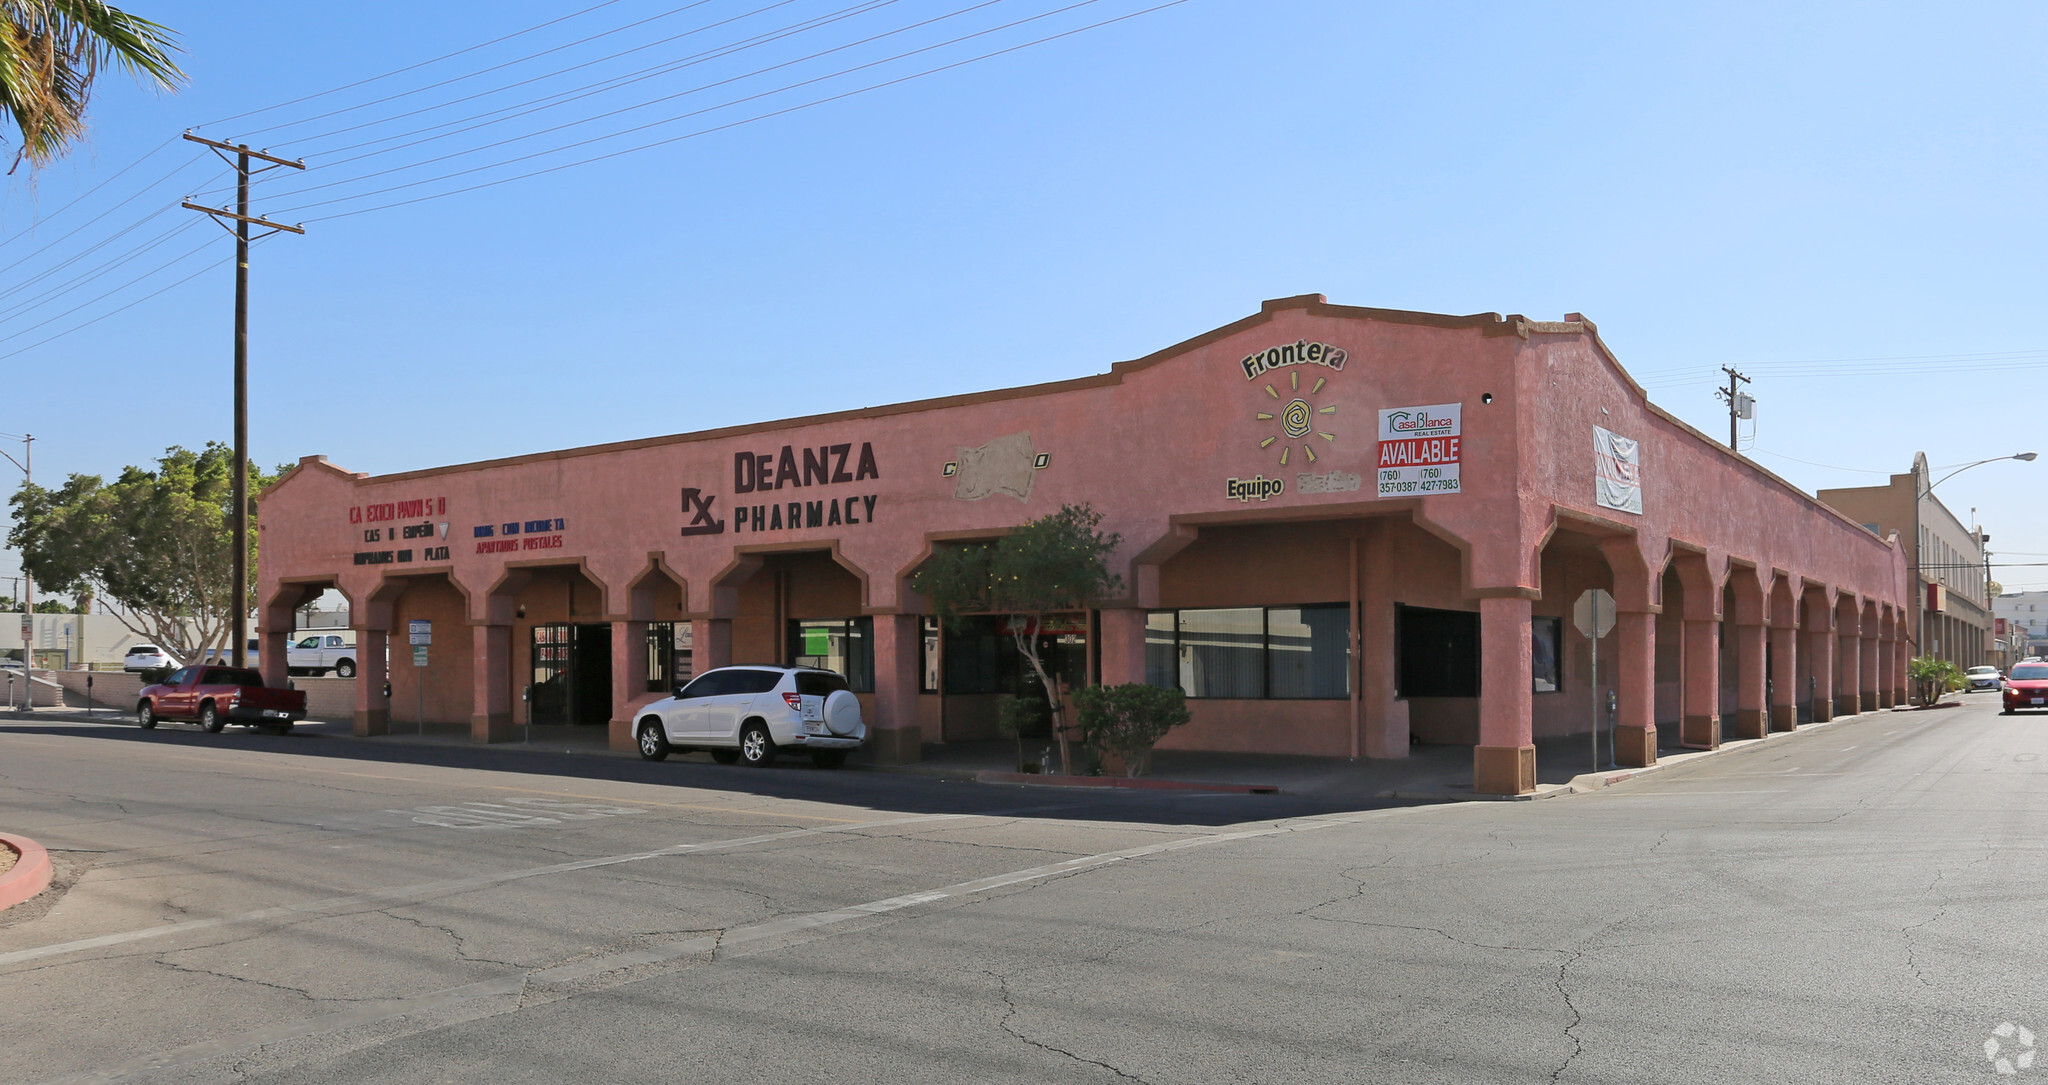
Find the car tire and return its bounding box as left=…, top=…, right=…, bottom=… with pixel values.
left=335, top=659, right=356, bottom=678
left=710, top=749, right=740, bottom=765
left=637, top=719, right=671, bottom=762
left=811, top=750, right=848, bottom=769
left=200, top=703, right=225, bottom=734
left=738, top=722, right=776, bottom=767
left=138, top=701, right=157, bottom=729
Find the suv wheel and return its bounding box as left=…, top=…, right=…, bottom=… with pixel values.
left=138, top=701, right=157, bottom=729
left=738, top=722, right=776, bottom=767
left=636, top=719, right=670, bottom=762
left=200, top=703, right=226, bottom=733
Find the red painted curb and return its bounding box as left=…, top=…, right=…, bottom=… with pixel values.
left=976, top=771, right=1278, bottom=794
left=0, top=833, right=53, bottom=911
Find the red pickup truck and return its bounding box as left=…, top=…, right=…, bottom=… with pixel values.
left=137, top=666, right=307, bottom=734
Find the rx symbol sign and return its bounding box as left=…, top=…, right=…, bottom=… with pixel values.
left=680, top=488, right=726, bottom=536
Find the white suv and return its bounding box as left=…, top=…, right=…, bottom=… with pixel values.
left=635, top=666, right=866, bottom=768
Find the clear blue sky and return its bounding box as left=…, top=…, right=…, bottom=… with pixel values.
left=6, top=0, right=2048, bottom=592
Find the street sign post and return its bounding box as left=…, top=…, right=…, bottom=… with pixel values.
left=410, top=631, right=430, bottom=734
left=1574, top=589, right=1616, bottom=770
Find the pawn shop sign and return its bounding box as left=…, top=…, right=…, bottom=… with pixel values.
left=1574, top=589, right=1616, bottom=639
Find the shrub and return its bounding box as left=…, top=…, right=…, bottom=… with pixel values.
left=994, top=693, right=1051, bottom=772
left=1071, top=683, right=1192, bottom=778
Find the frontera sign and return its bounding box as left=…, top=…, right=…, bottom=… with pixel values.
left=1240, top=339, right=1348, bottom=381
left=1376, top=402, right=1462, bottom=497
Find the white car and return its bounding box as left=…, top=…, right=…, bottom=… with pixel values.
left=287, top=634, right=357, bottom=677
left=123, top=644, right=179, bottom=672
left=1965, top=665, right=2004, bottom=692
left=633, top=665, right=865, bottom=768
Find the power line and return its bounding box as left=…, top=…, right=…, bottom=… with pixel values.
left=0, top=136, right=178, bottom=251
left=0, top=236, right=218, bottom=347
left=0, top=219, right=204, bottom=323
left=280, top=0, right=1161, bottom=218
left=187, top=0, right=912, bottom=204
left=198, top=0, right=630, bottom=129
left=0, top=246, right=233, bottom=360
left=233, top=0, right=725, bottom=139
left=261, top=0, right=1030, bottom=208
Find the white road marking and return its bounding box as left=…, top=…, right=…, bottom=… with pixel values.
left=38, top=811, right=1390, bottom=1084
left=0, top=812, right=966, bottom=969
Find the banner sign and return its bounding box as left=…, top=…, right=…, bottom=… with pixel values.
left=1594, top=426, right=1642, bottom=515
left=1376, top=403, right=1462, bottom=497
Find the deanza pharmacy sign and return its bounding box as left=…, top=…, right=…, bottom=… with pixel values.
left=1376, top=403, right=1462, bottom=496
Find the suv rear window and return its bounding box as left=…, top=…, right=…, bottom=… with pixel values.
left=128, top=645, right=159, bottom=654
left=795, top=672, right=850, bottom=696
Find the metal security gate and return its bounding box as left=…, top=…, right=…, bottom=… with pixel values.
left=530, top=623, right=612, bottom=726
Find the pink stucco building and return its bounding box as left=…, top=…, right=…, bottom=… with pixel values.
left=256, top=295, right=1912, bottom=794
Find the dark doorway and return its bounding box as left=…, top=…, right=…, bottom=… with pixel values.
left=1397, top=605, right=1480, bottom=698
left=530, top=622, right=613, bottom=726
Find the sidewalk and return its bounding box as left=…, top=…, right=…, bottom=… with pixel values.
left=6, top=692, right=1921, bottom=806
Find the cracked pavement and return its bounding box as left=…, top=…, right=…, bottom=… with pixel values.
left=3, top=697, right=2044, bottom=1083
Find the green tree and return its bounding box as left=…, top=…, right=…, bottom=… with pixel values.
left=8, top=443, right=274, bottom=664
left=1072, top=682, right=1191, bottom=778
left=1906, top=655, right=1965, bottom=707
left=911, top=504, right=1123, bottom=775
left=1, top=0, right=183, bottom=171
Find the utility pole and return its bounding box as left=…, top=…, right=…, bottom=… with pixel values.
left=183, top=133, right=304, bottom=670
left=1715, top=366, right=1752, bottom=450
left=1, top=433, right=31, bottom=665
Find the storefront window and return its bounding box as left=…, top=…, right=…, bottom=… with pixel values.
left=645, top=622, right=693, bottom=693
left=1144, top=605, right=1350, bottom=699
left=941, top=615, right=1087, bottom=696
left=1269, top=605, right=1350, bottom=699
left=788, top=617, right=874, bottom=692
left=1532, top=616, right=1561, bottom=694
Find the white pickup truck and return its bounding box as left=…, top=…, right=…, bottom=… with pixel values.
left=287, top=633, right=357, bottom=677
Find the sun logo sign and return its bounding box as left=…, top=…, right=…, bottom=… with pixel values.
left=1254, top=366, right=1338, bottom=467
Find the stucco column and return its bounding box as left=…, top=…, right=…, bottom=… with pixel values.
left=1768, top=622, right=1798, bottom=731
left=1894, top=636, right=1909, bottom=706
left=1682, top=618, right=1721, bottom=749
left=1474, top=596, right=1535, bottom=796
left=1614, top=610, right=1657, bottom=767
left=1097, top=607, right=1147, bottom=687
left=869, top=613, right=922, bottom=764
left=1860, top=625, right=1880, bottom=711
left=1360, top=522, right=1408, bottom=759
left=693, top=618, right=732, bottom=672
left=259, top=627, right=290, bottom=691
left=1837, top=623, right=1861, bottom=717
left=471, top=624, right=513, bottom=743
left=608, top=619, right=646, bottom=753
left=1807, top=623, right=1835, bottom=722
left=352, top=626, right=389, bottom=736
left=1732, top=619, right=1766, bottom=741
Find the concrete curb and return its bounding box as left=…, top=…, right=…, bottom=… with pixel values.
left=0, top=833, right=53, bottom=911
left=975, top=771, right=1280, bottom=794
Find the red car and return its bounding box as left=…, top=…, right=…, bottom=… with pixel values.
left=2002, top=662, right=2048, bottom=714
left=137, top=665, right=307, bottom=734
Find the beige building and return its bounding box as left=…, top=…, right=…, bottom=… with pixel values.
left=1817, top=453, right=1991, bottom=668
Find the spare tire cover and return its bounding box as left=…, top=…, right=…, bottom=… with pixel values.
left=824, top=689, right=864, bottom=737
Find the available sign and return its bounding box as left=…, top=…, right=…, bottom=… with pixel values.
left=1376, top=403, right=1462, bottom=497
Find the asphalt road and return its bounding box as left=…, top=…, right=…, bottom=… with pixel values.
left=2, top=695, right=2044, bottom=1084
